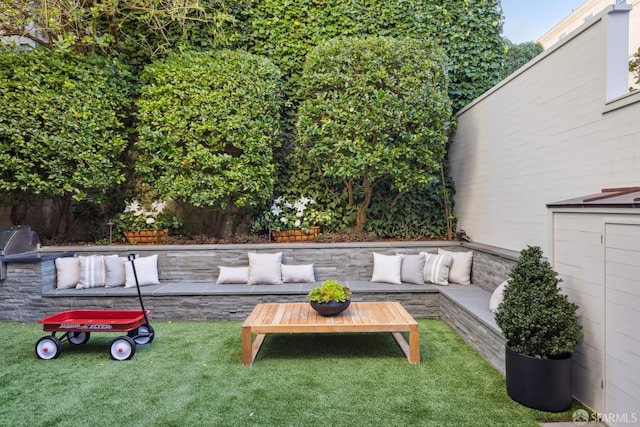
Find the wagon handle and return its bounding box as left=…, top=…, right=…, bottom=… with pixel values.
left=128, top=254, right=150, bottom=327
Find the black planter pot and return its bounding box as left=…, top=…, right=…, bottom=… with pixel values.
left=505, top=342, right=573, bottom=412
left=310, top=299, right=350, bottom=316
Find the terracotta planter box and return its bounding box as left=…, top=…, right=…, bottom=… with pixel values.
left=123, top=230, right=168, bottom=244
left=271, top=226, right=320, bottom=242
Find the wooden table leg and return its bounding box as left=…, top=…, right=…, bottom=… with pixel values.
left=409, top=324, right=420, bottom=364
left=242, top=326, right=267, bottom=366
left=241, top=325, right=253, bottom=366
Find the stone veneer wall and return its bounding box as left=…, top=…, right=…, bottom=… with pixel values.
left=0, top=241, right=517, bottom=323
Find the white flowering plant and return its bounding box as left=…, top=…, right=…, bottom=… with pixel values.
left=261, top=196, right=332, bottom=232
left=113, top=199, right=182, bottom=233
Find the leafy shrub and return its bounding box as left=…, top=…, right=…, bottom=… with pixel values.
left=134, top=49, right=283, bottom=235
left=494, top=246, right=582, bottom=358
left=0, top=48, right=132, bottom=236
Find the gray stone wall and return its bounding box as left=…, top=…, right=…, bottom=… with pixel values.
left=59, top=241, right=453, bottom=284
left=28, top=291, right=440, bottom=323
left=440, top=295, right=506, bottom=375
left=1, top=260, right=57, bottom=322
left=0, top=241, right=517, bottom=323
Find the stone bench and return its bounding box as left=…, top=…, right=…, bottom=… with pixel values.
left=439, top=285, right=506, bottom=374
left=1, top=241, right=516, bottom=373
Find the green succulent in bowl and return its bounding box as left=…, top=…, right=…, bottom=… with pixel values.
left=307, top=280, right=351, bottom=303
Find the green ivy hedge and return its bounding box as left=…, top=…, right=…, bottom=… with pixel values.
left=227, top=0, right=504, bottom=112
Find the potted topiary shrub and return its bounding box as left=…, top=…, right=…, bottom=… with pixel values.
left=307, top=280, right=351, bottom=317
left=494, top=245, right=582, bottom=412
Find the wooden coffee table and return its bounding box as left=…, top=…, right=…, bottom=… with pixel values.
left=241, top=301, right=419, bottom=366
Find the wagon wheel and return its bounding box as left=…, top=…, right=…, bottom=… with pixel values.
left=68, top=331, right=91, bottom=345
left=127, top=324, right=155, bottom=345
left=36, top=336, right=62, bottom=360
left=110, top=336, right=136, bottom=361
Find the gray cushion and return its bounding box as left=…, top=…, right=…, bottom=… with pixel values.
left=104, top=256, right=127, bottom=288
left=400, top=254, right=426, bottom=284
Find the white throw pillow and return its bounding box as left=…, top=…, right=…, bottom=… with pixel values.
left=399, top=254, right=425, bottom=285
left=490, top=280, right=509, bottom=313
left=438, top=249, right=473, bottom=285
left=216, top=266, right=250, bottom=284
left=76, top=255, right=107, bottom=289
left=248, top=252, right=283, bottom=285
left=55, top=257, right=80, bottom=290
left=104, top=256, right=127, bottom=288
left=281, top=264, right=315, bottom=283
left=124, top=254, right=160, bottom=288
left=420, top=252, right=453, bottom=286
left=370, top=252, right=403, bottom=284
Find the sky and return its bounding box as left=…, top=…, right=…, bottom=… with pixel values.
left=501, top=0, right=589, bottom=43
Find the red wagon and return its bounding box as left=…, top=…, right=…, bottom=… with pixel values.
left=36, top=255, right=154, bottom=361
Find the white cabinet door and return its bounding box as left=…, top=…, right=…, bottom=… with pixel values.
left=605, top=222, right=640, bottom=427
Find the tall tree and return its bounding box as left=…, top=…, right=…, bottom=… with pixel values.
left=296, top=36, right=454, bottom=230
left=134, top=50, right=283, bottom=236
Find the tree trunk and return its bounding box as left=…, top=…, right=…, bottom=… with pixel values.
left=356, top=177, right=373, bottom=231
left=344, top=180, right=354, bottom=205
left=53, top=196, right=71, bottom=238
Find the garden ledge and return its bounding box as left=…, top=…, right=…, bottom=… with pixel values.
left=42, top=281, right=441, bottom=297
left=2, top=240, right=515, bottom=373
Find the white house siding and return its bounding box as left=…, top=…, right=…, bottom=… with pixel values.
left=448, top=6, right=640, bottom=254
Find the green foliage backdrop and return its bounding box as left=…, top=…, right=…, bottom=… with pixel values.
left=499, top=39, right=544, bottom=80
left=1, top=0, right=507, bottom=240
left=232, top=0, right=504, bottom=112
left=0, top=49, right=132, bottom=237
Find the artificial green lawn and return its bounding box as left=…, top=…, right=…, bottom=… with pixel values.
left=0, top=319, right=583, bottom=426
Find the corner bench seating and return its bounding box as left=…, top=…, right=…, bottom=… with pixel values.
left=7, top=241, right=516, bottom=374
